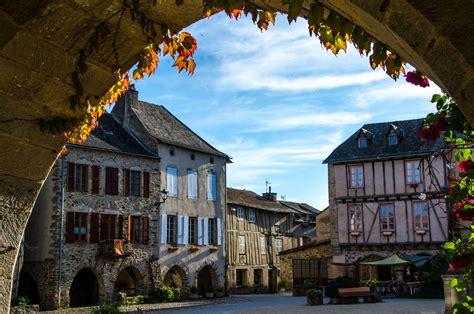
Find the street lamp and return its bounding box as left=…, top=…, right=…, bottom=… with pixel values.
left=156, top=189, right=168, bottom=207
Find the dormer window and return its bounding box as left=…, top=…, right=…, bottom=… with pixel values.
left=358, top=137, right=368, bottom=148
left=388, top=133, right=398, bottom=145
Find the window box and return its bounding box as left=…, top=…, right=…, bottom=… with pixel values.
left=99, top=239, right=125, bottom=257
left=189, top=244, right=200, bottom=252
left=167, top=245, right=178, bottom=252
left=209, top=245, right=218, bottom=252
left=416, top=230, right=427, bottom=235
left=350, top=231, right=361, bottom=237
left=382, top=231, right=393, bottom=236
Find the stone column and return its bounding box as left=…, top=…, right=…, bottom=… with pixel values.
left=442, top=274, right=461, bottom=314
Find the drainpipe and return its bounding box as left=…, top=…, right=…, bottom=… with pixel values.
left=57, top=157, right=66, bottom=307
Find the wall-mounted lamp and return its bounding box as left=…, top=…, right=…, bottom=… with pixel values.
left=156, top=189, right=169, bottom=208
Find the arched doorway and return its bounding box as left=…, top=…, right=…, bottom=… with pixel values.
left=69, top=268, right=99, bottom=307
left=163, top=266, right=187, bottom=293
left=114, top=267, right=143, bottom=297
left=197, top=265, right=218, bottom=295
left=17, top=271, right=40, bottom=305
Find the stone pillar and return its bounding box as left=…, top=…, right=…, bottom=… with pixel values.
left=442, top=274, right=461, bottom=314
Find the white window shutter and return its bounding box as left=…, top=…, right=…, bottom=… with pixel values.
left=183, top=216, right=189, bottom=245
left=177, top=215, right=183, bottom=244
left=207, top=174, right=217, bottom=201
left=217, top=217, right=222, bottom=246
left=161, top=213, right=167, bottom=244
left=203, top=217, right=209, bottom=245
left=167, top=167, right=178, bottom=197
left=197, top=217, right=204, bottom=245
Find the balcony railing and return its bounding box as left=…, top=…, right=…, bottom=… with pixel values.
left=99, top=239, right=125, bottom=257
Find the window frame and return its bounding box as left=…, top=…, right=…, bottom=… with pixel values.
left=100, top=214, right=116, bottom=240
left=129, top=215, right=142, bottom=244
left=349, top=165, right=364, bottom=188
left=73, top=212, right=88, bottom=242
left=275, top=238, right=283, bottom=253
left=238, top=235, right=245, bottom=254
left=413, top=202, right=429, bottom=230
left=406, top=159, right=422, bottom=184
left=74, top=164, right=89, bottom=192
left=358, top=136, right=368, bottom=148
left=349, top=204, right=363, bottom=232
left=237, top=207, right=245, bottom=220
left=380, top=204, right=395, bottom=232
left=129, top=170, right=141, bottom=197
left=248, top=208, right=256, bottom=223
left=208, top=218, right=216, bottom=245
left=388, top=132, right=398, bottom=145
left=166, top=215, right=177, bottom=244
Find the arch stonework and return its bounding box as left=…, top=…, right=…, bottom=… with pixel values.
left=66, top=267, right=106, bottom=307
left=0, top=1, right=473, bottom=311
left=163, top=264, right=189, bottom=294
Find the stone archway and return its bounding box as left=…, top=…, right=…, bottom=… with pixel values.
left=16, top=270, right=40, bottom=305
left=196, top=264, right=219, bottom=295
left=113, top=266, right=144, bottom=297
left=69, top=268, right=100, bottom=307
left=163, top=265, right=188, bottom=294
left=1, top=1, right=473, bottom=312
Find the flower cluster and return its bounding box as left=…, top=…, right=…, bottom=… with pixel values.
left=418, top=116, right=447, bottom=141
left=406, top=71, right=430, bottom=87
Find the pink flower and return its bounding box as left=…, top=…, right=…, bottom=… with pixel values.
left=406, top=71, right=430, bottom=88
left=449, top=255, right=472, bottom=270
left=454, top=208, right=473, bottom=221
left=419, top=127, right=441, bottom=141
left=458, top=160, right=473, bottom=173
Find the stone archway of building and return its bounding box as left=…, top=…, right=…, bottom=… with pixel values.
left=69, top=268, right=100, bottom=307
left=113, top=266, right=144, bottom=297
left=163, top=265, right=188, bottom=294
left=196, top=265, right=218, bottom=295
left=1, top=2, right=474, bottom=312
left=16, top=270, right=40, bottom=305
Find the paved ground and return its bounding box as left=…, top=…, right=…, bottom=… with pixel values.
left=149, top=294, right=444, bottom=314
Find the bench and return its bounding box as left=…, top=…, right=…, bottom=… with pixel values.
left=338, top=287, right=373, bottom=304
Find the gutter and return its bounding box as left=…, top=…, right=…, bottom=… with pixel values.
left=57, top=157, right=66, bottom=307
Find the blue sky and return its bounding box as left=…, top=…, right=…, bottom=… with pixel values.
left=134, top=13, right=441, bottom=209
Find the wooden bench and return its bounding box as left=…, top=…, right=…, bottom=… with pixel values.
left=338, top=287, right=373, bottom=304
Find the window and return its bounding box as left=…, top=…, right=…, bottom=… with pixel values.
left=349, top=165, right=364, bottom=188
left=129, top=216, right=142, bottom=243
left=414, top=202, right=429, bottom=230
left=208, top=218, right=216, bottom=245
left=166, top=167, right=178, bottom=197
left=73, top=212, right=88, bottom=242
left=238, top=235, right=245, bottom=254
left=207, top=173, right=217, bottom=201
left=91, top=165, right=100, bottom=194
left=275, top=238, right=283, bottom=253
left=237, top=207, right=244, bottom=220
left=254, top=269, right=262, bottom=286
left=406, top=160, right=421, bottom=184
left=260, top=235, right=266, bottom=255
left=358, top=137, right=367, bottom=148
left=188, top=217, right=197, bottom=244
left=167, top=215, right=177, bottom=244
left=248, top=208, right=256, bottom=223
left=388, top=132, right=398, bottom=145
left=100, top=214, right=116, bottom=240
left=130, top=170, right=141, bottom=197
left=381, top=204, right=395, bottom=231
left=236, top=269, right=246, bottom=287
left=105, top=167, right=119, bottom=195
left=187, top=169, right=198, bottom=199
left=349, top=205, right=363, bottom=232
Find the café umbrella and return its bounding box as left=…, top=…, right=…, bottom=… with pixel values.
left=359, top=254, right=413, bottom=266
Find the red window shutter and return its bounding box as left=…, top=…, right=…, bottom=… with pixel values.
left=90, top=213, right=100, bottom=243
left=67, top=162, right=75, bottom=191
left=143, top=172, right=150, bottom=198
left=118, top=215, right=124, bottom=239
left=106, top=167, right=119, bottom=195
left=66, top=211, right=75, bottom=243
left=84, top=165, right=89, bottom=192
left=123, top=169, right=130, bottom=196
left=91, top=166, right=100, bottom=194
left=127, top=215, right=132, bottom=242
left=142, top=216, right=150, bottom=244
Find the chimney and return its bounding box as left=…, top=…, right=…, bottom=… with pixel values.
left=262, top=186, right=277, bottom=202
left=114, top=84, right=138, bottom=130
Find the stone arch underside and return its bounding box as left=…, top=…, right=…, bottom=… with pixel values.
left=0, top=0, right=473, bottom=311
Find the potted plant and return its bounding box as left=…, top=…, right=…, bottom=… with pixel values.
left=215, top=287, right=225, bottom=298
left=189, top=286, right=199, bottom=300
left=209, top=245, right=218, bottom=252
left=306, top=289, right=323, bottom=305
left=189, top=245, right=200, bottom=252
left=167, top=245, right=178, bottom=252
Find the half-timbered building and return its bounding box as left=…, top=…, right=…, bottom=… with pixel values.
left=324, top=118, right=449, bottom=283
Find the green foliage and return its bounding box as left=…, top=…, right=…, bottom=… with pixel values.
left=418, top=254, right=449, bottom=298
left=325, top=276, right=357, bottom=298
left=11, top=296, right=30, bottom=306
left=92, top=303, right=120, bottom=314
left=365, top=278, right=378, bottom=293
left=147, top=286, right=181, bottom=303
left=189, top=286, right=199, bottom=294
left=306, top=289, right=323, bottom=298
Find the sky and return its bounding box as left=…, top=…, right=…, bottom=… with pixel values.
left=133, top=13, right=441, bottom=210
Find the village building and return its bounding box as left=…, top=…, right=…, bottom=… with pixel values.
left=111, top=87, right=230, bottom=296
left=323, top=118, right=450, bottom=284
left=226, top=187, right=319, bottom=294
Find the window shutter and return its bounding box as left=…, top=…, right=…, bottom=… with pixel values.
left=84, top=165, right=89, bottom=192
left=217, top=218, right=222, bottom=246
left=91, top=166, right=100, bottom=194
left=197, top=217, right=204, bottom=245
left=143, top=172, right=150, bottom=198
left=118, top=215, right=124, bottom=239
left=203, top=218, right=209, bottom=245
left=123, top=169, right=130, bottom=196
left=90, top=213, right=100, bottom=243
left=167, top=167, right=177, bottom=197
left=67, top=162, right=75, bottom=191
left=207, top=174, right=217, bottom=200
left=66, top=211, right=75, bottom=243
left=161, top=213, right=167, bottom=244
left=127, top=215, right=132, bottom=242
left=142, top=216, right=150, bottom=244
left=106, top=167, right=119, bottom=195
left=177, top=215, right=183, bottom=244
left=183, top=216, right=189, bottom=245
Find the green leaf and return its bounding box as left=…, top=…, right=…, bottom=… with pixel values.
left=431, top=94, right=442, bottom=103
left=450, top=277, right=458, bottom=288
left=443, top=242, right=455, bottom=250
left=287, top=0, right=304, bottom=24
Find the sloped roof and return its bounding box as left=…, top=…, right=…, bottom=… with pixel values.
left=130, top=100, right=230, bottom=159
left=227, top=188, right=294, bottom=213
left=280, top=201, right=320, bottom=215
left=323, top=118, right=447, bottom=164
left=279, top=239, right=331, bottom=256
left=72, top=113, right=157, bottom=158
